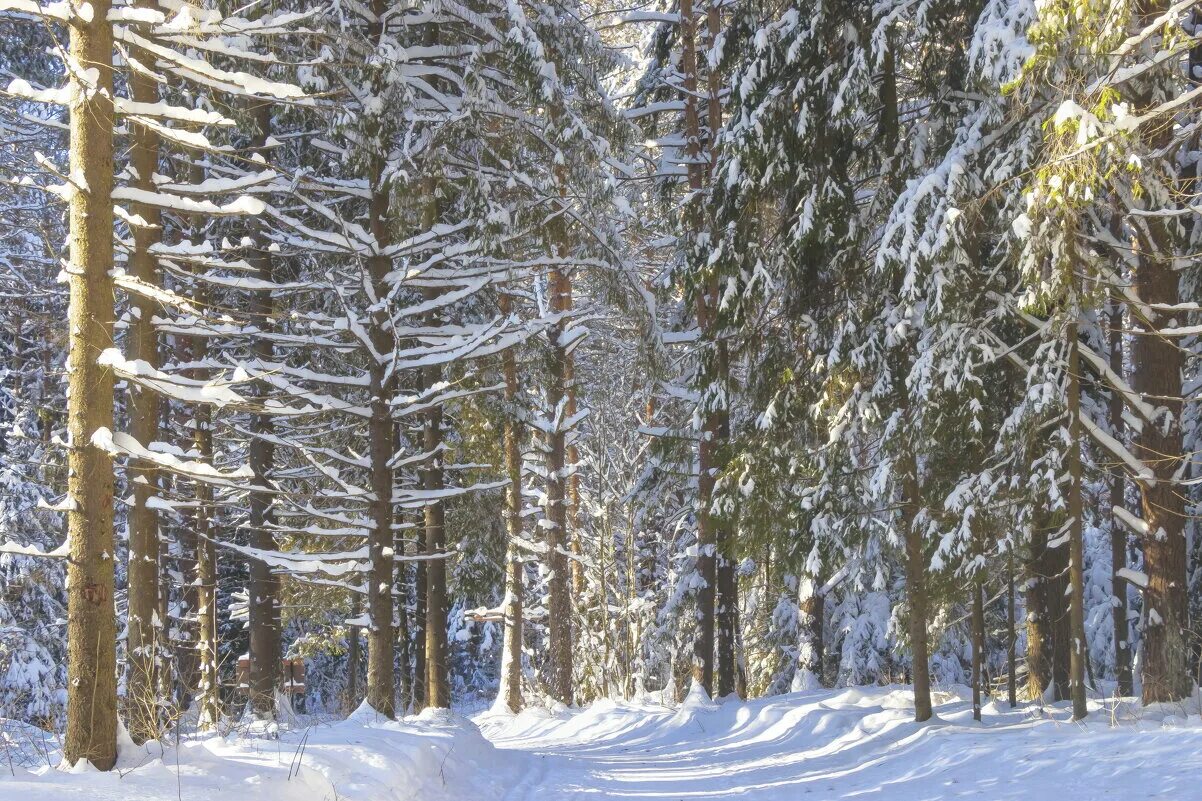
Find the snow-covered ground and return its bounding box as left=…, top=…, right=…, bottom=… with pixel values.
left=1, top=687, right=1199, bottom=800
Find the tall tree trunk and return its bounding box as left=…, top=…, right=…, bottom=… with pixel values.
left=194, top=403, right=220, bottom=728
left=365, top=167, right=396, bottom=718
left=678, top=0, right=715, bottom=696
left=542, top=262, right=574, bottom=705
left=1025, top=523, right=1053, bottom=700
left=1107, top=298, right=1133, bottom=697
left=896, top=360, right=931, bottom=721
left=247, top=100, right=281, bottom=718
left=564, top=277, right=584, bottom=599
left=420, top=174, right=450, bottom=710
left=1066, top=323, right=1088, bottom=719
left=1007, top=554, right=1017, bottom=708
left=125, top=1, right=163, bottom=743
left=500, top=295, right=525, bottom=713
left=901, top=452, right=932, bottom=722
left=703, top=0, right=737, bottom=704
left=394, top=463, right=411, bottom=712
left=361, top=0, right=398, bottom=719
left=971, top=572, right=985, bottom=722
left=1131, top=0, right=1191, bottom=706
left=64, top=0, right=118, bottom=769
left=413, top=555, right=427, bottom=709
left=188, top=148, right=219, bottom=728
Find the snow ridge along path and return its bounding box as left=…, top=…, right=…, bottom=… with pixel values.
left=476, top=685, right=1202, bottom=801
left=1, top=686, right=1199, bottom=799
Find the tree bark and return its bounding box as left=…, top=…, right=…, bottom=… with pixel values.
left=1107, top=297, right=1133, bottom=697
left=1131, top=0, right=1191, bottom=706
left=500, top=294, right=525, bottom=713
left=1048, top=534, right=1071, bottom=702
left=64, top=0, right=118, bottom=770
left=1007, top=554, right=1017, bottom=708
left=897, top=382, right=931, bottom=722
left=364, top=168, right=396, bottom=718
left=796, top=574, right=824, bottom=689
left=420, top=172, right=450, bottom=710
left=187, top=148, right=220, bottom=729
left=901, top=457, right=932, bottom=722
left=124, top=0, right=163, bottom=744
left=1066, top=323, right=1088, bottom=719
left=246, top=100, right=281, bottom=718
left=1025, top=523, right=1053, bottom=700
left=413, top=555, right=427, bottom=710
left=677, top=0, right=715, bottom=698
left=971, top=573, right=985, bottom=722
left=542, top=262, right=574, bottom=705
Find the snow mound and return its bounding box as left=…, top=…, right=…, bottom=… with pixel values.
left=0, top=710, right=525, bottom=801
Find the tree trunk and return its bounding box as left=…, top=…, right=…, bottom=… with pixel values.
left=971, top=573, right=985, bottom=722
left=413, top=556, right=427, bottom=710
left=194, top=404, right=221, bottom=729
left=420, top=174, right=450, bottom=710
left=500, top=295, right=525, bottom=713
left=1066, top=323, right=1088, bottom=719
left=1048, top=534, right=1071, bottom=702
left=1107, top=297, right=1133, bottom=697
left=1007, top=554, right=1017, bottom=708
left=247, top=100, right=281, bottom=718
left=188, top=148, right=219, bottom=728
left=365, top=169, right=396, bottom=718
left=677, top=0, right=715, bottom=699
left=1131, top=0, right=1191, bottom=706
left=124, top=0, right=163, bottom=743
left=564, top=277, right=584, bottom=599
left=394, top=474, right=412, bottom=712
left=1025, top=523, right=1053, bottom=700
left=703, top=0, right=737, bottom=704
left=64, top=0, right=118, bottom=769
left=899, top=417, right=931, bottom=721
left=542, top=263, right=574, bottom=705
left=796, top=574, right=825, bottom=689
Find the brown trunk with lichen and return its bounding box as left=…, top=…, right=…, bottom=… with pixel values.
left=64, top=0, right=118, bottom=770
left=125, top=0, right=163, bottom=745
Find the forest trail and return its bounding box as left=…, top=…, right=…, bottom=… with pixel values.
left=476, top=686, right=1202, bottom=801
left=1, top=687, right=1199, bottom=800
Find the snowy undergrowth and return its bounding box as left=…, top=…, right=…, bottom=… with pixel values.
left=0, top=706, right=522, bottom=801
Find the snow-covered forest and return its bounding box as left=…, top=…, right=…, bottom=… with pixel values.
left=0, top=0, right=1200, bottom=797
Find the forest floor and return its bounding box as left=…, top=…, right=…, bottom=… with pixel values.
left=0, top=686, right=1199, bottom=800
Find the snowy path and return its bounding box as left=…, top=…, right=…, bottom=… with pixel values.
left=2, top=687, right=1200, bottom=799
left=476, top=686, right=1202, bottom=801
